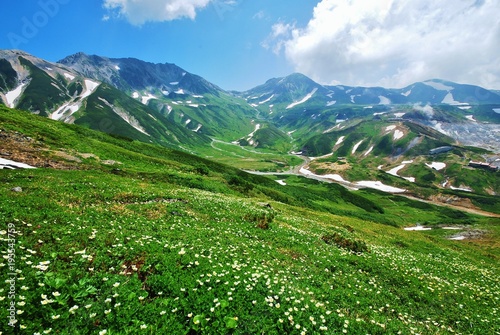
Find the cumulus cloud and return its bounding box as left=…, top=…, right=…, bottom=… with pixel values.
left=103, top=0, right=212, bottom=25
left=269, top=0, right=500, bottom=89
left=261, top=22, right=295, bottom=54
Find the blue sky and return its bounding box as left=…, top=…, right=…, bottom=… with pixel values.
left=0, top=0, right=316, bottom=91
left=2, top=0, right=500, bottom=91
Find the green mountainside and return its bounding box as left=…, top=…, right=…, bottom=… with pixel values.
left=1, top=106, right=499, bottom=334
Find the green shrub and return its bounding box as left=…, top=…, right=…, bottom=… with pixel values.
left=321, top=231, right=369, bottom=253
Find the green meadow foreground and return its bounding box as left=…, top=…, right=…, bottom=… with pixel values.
left=1, top=107, right=499, bottom=334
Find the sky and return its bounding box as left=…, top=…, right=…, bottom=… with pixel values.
left=1, top=0, right=499, bottom=91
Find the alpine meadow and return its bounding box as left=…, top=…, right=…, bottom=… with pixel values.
left=1, top=1, right=500, bottom=333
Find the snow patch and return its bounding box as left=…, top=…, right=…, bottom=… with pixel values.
left=247, top=124, right=261, bottom=139
left=170, top=82, right=179, bottom=85
left=351, top=140, right=363, bottom=154
left=259, top=94, right=274, bottom=104
left=393, top=130, right=404, bottom=140
left=141, top=93, right=156, bottom=105
left=286, top=88, right=318, bottom=109
left=423, top=80, right=454, bottom=91
left=386, top=161, right=415, bottom=183
left=355, top=181, right=406, bottom=193
left=299, top=167, right=345, bottom=182
left=114, top=65, right=120, bottom=70
left=63, top=73, right=75, bottom=81
left=465, top=115, right=476, bottom=122
left=276, top=180, right=287, bottom=186
left=393, top=112, right=405, bottom=118
left=192, top=94, right=203, bottom=98
left=51, top=80, right=99, bottom=121
left=449, top=236, right=466, bottom=241
left=188, top=104, right=199, bottom=108
left=385, top=125, right=396, bottom=131
left=493, top=108, right=500, bottom=114
left=378, top=96, right=391, bottom=105
left=426, top=162, right=446, bottom=171
left=193, top=124, right=202, bottom=132
left=335, top=136, right=345, bottom=146
left=175, top=89, right=185, bottom=94
left=404, top=225, right=432, bottom=231
left=0, top=158, right=35, bottom=169
left=82, top=80, right=99, bottom=99
left=326, top=100, right=336, bottom=106
left=132, top=92, right=139, bottom=99
left=299, top=166, right=406, bottom=193
left=402, top=89, right=412, bottom=97
left=442, top=92, right=462, bottom=105
left=363, top=145, right=374, bottom=156
left=450, top=185, right=472, bottom=192
left=5, top=83, right=26, bottom=108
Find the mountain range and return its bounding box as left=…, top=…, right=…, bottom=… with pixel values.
left=1, top=49, right=499, bottom=198
left=2, top=49, right=500, bottom=153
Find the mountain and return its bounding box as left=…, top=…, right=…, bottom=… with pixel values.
left=58, top=52, right=257, bottom=141
left=241, top=74, right=500, bottom=154
left=0, top=50, right=260, bottom=150
left=243, top=75, right=500, bottom=110
left=0, top=50, right=213, bottom=148
left=58, top=52, right=221, bottom=95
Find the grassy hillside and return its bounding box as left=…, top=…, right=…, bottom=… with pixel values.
left=1, top=106, right=499, bottom=334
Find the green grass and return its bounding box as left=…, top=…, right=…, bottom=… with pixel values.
left=1, top=106, right=499, bottom=334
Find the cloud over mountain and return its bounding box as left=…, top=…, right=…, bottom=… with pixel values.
left=270, top=0, right=500, bottom=89
left=103, top=0, right=212, bottom=25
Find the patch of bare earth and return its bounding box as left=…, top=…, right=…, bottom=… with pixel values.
left=0, top=130, right=121, bottom=169
left=0, top=130, right=79, bottom=169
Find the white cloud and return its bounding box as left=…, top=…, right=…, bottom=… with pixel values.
left=271, top=0, right=500, bottom=89
left=262, top=22, right=295, bottom=54
left=103, top=0, right=212, bottom=25
left=253, top=10, right=267, bottom=20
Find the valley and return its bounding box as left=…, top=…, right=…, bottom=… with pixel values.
left=1, top=49, right=499, bottom=334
